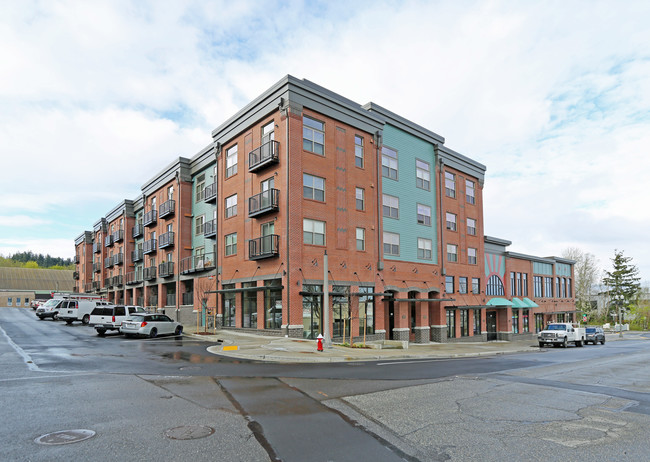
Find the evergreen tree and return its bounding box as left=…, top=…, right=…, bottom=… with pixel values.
left=602, top=250, right=641, bottom=316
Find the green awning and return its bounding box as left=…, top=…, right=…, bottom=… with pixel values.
left=511, top=297, right=527, bottom=308
left=523, top=297, right=539, bottom=308
left=486, top=297, right=513, bottom=307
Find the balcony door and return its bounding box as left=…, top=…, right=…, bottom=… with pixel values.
left=261, top=222, right=274, bottom=254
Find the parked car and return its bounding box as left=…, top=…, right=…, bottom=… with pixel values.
left=30, top=299, right=44, bottom=310
left=89, top=305, right=146, bottom=336
left=120, top=314, right=183, bottom=338
left=35, top=299, right=63, bottom=320
left=585, top=327, right=606, bottom=345
left=58, top=299, right=113, bottom=325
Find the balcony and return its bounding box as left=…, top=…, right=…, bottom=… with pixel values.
left=73, top=271, right=79, bottom=280
left=159, top=231, right=174, bottom=249
left=159, top=199, right=175, bottom=219
left=112, top=275, right=124, bottom=287
left=126, top=271, right=142, bottom=285
left=132, top=249, right=143, bottom=263
left=203, top=219, right=217, bottom=238
left=132, top=223, right=144, bottom=238
left=143, top=266, right=157, bottom=281
left=144, top=210, right=157, bottom=227
left=104, top=277, right=113, bottom=288
left=84, top=282, right=93, bottom=292
left=182, top=291, right=194, bottom=306
left=204, top=182, right=217, bottom=203
left=249, top=140, right=280, bottom=172
left=249, top=235, right=280, bottom=260
left=93, top=263, right=101, bottom=273
left=104, top=256, right=113, bottom=268
left=143, top=239, right=157, bottom=254
left=158, top=261, right=174, bottom=278
left=93, top=242, right=101, bottom=254
left=180, top=252, right=216, bottom=274
left=113, top=252, right=124, bottom=265
left=74, top=255, right=80, bottom=264
left=104, top=235, right=114, bottom=247
left=92, top=281, right=101, bottom=291
left=248, top=188, right=280, bottom=217
left=112, top=229, right=124, bottom=243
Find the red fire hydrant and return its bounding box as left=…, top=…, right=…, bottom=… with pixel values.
left=317, top=333, right=324, bottom=352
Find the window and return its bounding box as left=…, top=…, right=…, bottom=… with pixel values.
left=445, top=276, right=454, bottom=293
left=446, top=310, right=455, bottom=338
left=382, top=146, right=398, bottom=180
left=447, top=244, right=458, bottom=262
left=510, top=272, right=516, bottom=296
left=535, top=313, right=544, bottom=333
left=355, top=187, right=364, bottom=211
left=460, top=309, right=470, bottom=337
left=151, top=196, right=157, bottom=210
left=522, top=273, right=528, bottom=296
left=466, top=179, right=475, bottom=204
left=487, top=275, right=505, bottom=296
left=242, top=282, right=257, bottom=328
left=226, top=145, right=238, bottom=178
left=468, top=247, right=477, bottom=265
left=303, top=116, right=324, bottom=155
left=262, top=121, right=274, bottom=144
left=382, top=194, right=399, bottom=219
left=225, top=233, right=237, bottom=256
left=302, top=284, right=322, bottom=339
left=534, top=276, right=543, bottom=297
left=567, top=278, right=572, bottom=297
left=512, top=310, right=519, bottom=333
left=356, top=228, right=365, bottom=251
left=225, top=194, right=237, bottom=218
left=517, top=273, right=522, bottom=297
left=416, top=159, right=430, bottom=190
left=473, top=309, right=481, bottom=335
left=445, top=172, right=456, bottom=198
left=417, top=238, right=432, bottom=260
left=446, top=212, right=457, bottom=231
left=459, top=277, right=468, bottom=294
left=358, top=287, right=374, bottom=335
left=556, top=277, right=560, bottom=298
left=167, top=185, right=174, bottom=201
left=467, top=218, right=476, bottom=235
left=355, top=135, right=364, bottom=168
left=472, top=277, right=480, bottom=294
left=303, top=173, right=325, bottom=201
left=222, top=284, right=236, bottom=327
left=303, top=219, right=325, bottom=245
left=417, top=204, right=431, bottom=226
left=544, top=277, right=553, bottom=297
left=195, top=174, right=205, bottom=202
left=195, top=215, right=204, bottom=235
left=522, top=309, right=529, bottom=332
left=383, top=232, right=400, bottom=256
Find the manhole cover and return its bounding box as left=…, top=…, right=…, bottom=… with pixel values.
left=164, top=425, right=215, bottom=440
left=35, top=429, right=96, bottom=445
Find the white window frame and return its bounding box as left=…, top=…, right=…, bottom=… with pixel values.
left=466, top=179, right=475, bottom=204
left=468, top=247, right=477, bottom=265
left=225, top=233, right=237, bottom=256
left=303, top=173, right=325, bottom=201
left=383, top=232, right=400, bottom=256
left=446, top=212, right=457, bottom=231
left=382, top=194, right=399, bottom=219
left=226, top=145, right=238, bottom=178
left=417, top=238, right=432, bottom=260
left=447, top=244, right=458, bottom=262
left=225, top=194, right=237, bottom=218
left=303, top=218, right=325, bottom=245
left=303, top=116, right=325, bottom=155
left=467, top=218, right=476, bottom=235
left=417, top=204, right=431, bottom=226
left=356, top=228, right=365, bottom=251
left=356, top=187, right=365, bottom=211
left=355, top=135, right=364, bottom=168
left=381, top=146, right=398, bottom=180
left=445, top=172, right=456, bottom=198
left=415, top=159, right=430, bottom=190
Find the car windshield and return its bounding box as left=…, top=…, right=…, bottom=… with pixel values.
left=42, top=299, right=59, bottom=308
left=586, top=328, right=596, bottom=333
left=546, top=324, right=566, bottom=330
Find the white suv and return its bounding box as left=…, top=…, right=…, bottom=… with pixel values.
left=89, top=305, right=146, bottom=335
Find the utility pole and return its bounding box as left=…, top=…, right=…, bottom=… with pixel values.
left=323, top=251, right=331, bottom=348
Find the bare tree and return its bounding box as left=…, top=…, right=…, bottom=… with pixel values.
left=562, top=247, right=601, bottom=317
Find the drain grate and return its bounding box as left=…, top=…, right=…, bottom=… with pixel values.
left=35, top=429, right=96, bottom=445
left=164, top=425, right=215, bottom=440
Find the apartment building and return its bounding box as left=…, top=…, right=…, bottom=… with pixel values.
left=74, top=75, right=575, bottom=343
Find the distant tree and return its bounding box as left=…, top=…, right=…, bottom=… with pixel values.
left=562, top=247, right=601, bottom=318
left=1, top=252, right=73, bottom=269
left=24, top=261, right=39, bottom=268
left=602, top=250, right=641, bottom=319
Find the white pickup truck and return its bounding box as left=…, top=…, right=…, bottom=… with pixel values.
left=538, top=322, right=586, bottom=348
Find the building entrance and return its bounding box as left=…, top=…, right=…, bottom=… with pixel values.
left=487, top=310, right=497, bottom=341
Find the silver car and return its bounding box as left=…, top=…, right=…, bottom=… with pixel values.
left=119, top=314, right=183, bottom=338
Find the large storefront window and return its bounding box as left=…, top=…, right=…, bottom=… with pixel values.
left=302, top=284, right=322, bottom=339
left=222, top=284, right=236, bottom=327
left=332, top=286, right=350, bottom=338
left=358, top=286, right=375, bottom=335
left=512, top=310, right=519, bottom=333
left=460, top=309, right=469, bottom=337
left=264, top=279, right=282, bottom=329
left=473, top=309, right=481, bottom=335
left=535, top=313, right=544, bottom=333
left=557, top=313, right=565, bottom=322
left=522, top=309, right=529, bottom=332
left=446, top=310, right=456, bottom=338
left=242, top=282, right=257, bottom=328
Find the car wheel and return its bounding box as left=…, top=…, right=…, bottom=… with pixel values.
left=174, top=326, right=183, bottom=336
left=124, top=333, right=132, bottom=338
left=601, top=338, right=606, bottom=345
left=82, top=314, right=90, bottom=325
left=53, top=313, right=58, bottom=321
left=37, top=315, right=44, bottom=320
left=576, top=340, right=583, bottom=347
left=149, top=328, right=157, bottom=339
left=66, top=320, right=73, bottom=325
left=562, top=337, right=567, bottom=348
left=96, top=329, right=106, bottom=336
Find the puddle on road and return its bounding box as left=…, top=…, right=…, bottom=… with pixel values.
left=162, top=351, right=242, bottom=365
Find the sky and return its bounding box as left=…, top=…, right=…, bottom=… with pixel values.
left=1, top=0, right=649, bottom=283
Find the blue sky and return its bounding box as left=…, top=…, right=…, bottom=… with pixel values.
left=1, top=0, right=650, bottom=282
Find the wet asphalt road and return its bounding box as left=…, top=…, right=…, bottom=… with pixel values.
left=3, top=307, right=650, bottom=461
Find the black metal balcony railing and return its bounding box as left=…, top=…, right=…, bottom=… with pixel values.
left=93, top=242, right=101, bottom=254
left=249, top=140, right=280, bottom=172
left=159, top=199, right=175, bottom=218
left=204, top=182, right=217, bottom=203
left=74, top=255, right=80, bottom=264
left=73, top=271, right=79, bottom=280
left=248, top=188, right=280, bottom=217
left=104, top=277, right=112, bottom=288
left=131, top=249, right=143, bottom=263
left=182, top=291, right=194, bottom=306
left=104, top=256, right=113, bottom=268
left=143, top=210, right=157, bottom=227
left=180, top=252, right=216, bottom=274
left=92, top=281, right=101, bottom=291
left=148, top=295, right=158, bottom=307
left=112, top=275, right=123, bottom=287
left=249, top=234, right=280, bottom=260
left=104, top=235, right=114, bottom=247
left=143, top=239, right=157, bottom=254
left=159, top=231, right=174, bottom=249
left=203, top=219, right=217, bottom=238
left=126, top=271, right=142, bottom=285
left=112, top=229, right=124, bottom=243
left=132, top=223, right=144, bottom=238
left=143, top=266, right=156, bottom=280
left=84, top=282, right=93, bottom=292
left=114, top=253, right=124, bottom=265
left=166, top=294, right=176, bottom=307
left=158, top=261, right=174, bottom=278
left=93, top=263, right=101, bottom=273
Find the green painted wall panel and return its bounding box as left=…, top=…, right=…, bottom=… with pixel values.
left=191, top=166, right=217, bottom=255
